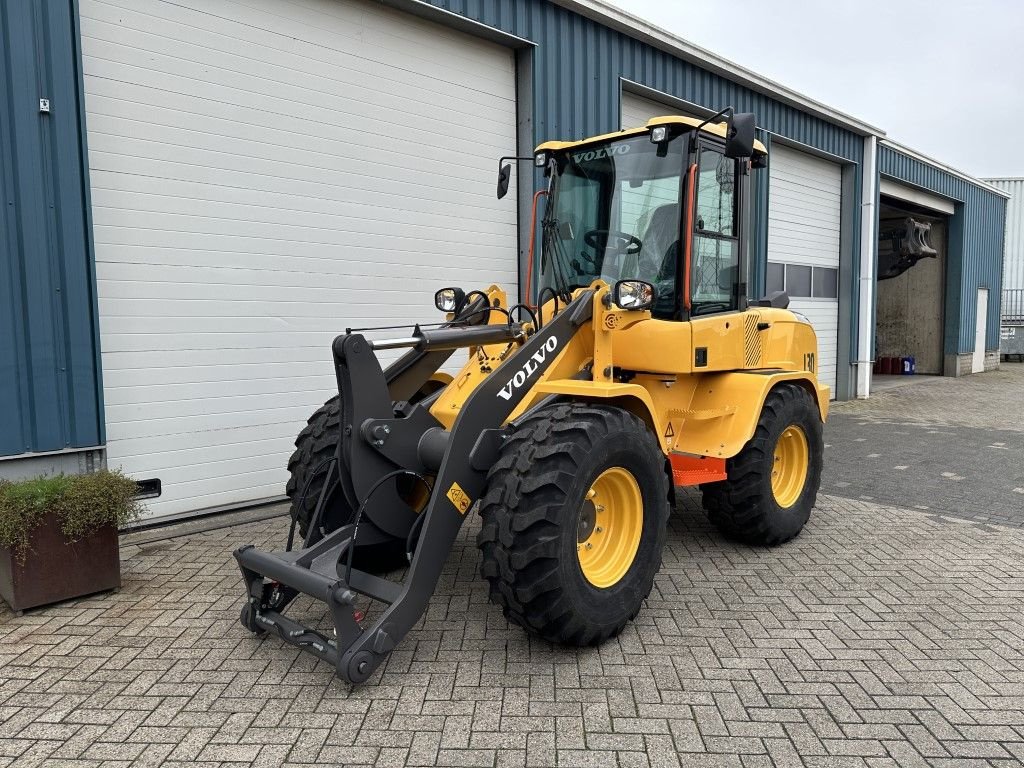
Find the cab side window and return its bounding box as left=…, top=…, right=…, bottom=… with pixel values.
left=691, top=145, right=739, bottom=314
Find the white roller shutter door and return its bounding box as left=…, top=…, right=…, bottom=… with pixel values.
left=767, top=144, right=842, bottom=395
left=80, top=0, right=518, bottom=519
left=620, top=90, right=700, bottom=130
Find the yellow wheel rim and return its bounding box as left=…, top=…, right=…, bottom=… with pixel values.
left=771, top=425, right=809, bottom=508
left=576, top=467, right=643, bottom=589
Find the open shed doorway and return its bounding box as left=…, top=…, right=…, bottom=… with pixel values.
left=874, top=195, right=948, bottom=379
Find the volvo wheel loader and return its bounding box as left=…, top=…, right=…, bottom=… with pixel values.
left=234, top=109, right=829, bottom=684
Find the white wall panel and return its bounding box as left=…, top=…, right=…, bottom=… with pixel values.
left=768, top=144, right=842, bottom=395
left=620, top=90, right=701, bottom=130
left=985, top=178, right=1024, bottom=297
left=81, top=0, right=518, bottom=519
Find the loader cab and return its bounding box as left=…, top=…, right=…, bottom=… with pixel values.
left=534, top=114, right=766, bottom=321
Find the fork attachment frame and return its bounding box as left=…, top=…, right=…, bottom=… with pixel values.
left=234, top=292, right=593, bottom=683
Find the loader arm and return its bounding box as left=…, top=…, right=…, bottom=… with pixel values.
left=234, top=290, right=594, bottom=684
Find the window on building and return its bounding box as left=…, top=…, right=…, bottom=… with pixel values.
left=787, top=265, right=812, bottom=297
left=766, top=262, right=785, bottom=294
left=765, top=262, right=839, bottom=300
left=812, top=266, right=838, bottom=298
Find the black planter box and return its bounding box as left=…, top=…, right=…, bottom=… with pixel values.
left=0, top=512, right=120, bottom=612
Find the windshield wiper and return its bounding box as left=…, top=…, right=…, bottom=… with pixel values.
left=541, top=217, right=575, bottom=303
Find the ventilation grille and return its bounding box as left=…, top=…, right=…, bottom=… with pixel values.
left=744, top=312, right=762, bottom=367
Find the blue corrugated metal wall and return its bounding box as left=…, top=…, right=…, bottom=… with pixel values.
left=427, top=1, right=864, bottom=161
left=0, top=0, right=102, bottom=457
left=878, top=145, right=1007, bottom=353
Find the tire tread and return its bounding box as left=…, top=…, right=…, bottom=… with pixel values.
left=478, top=404, right=669, bottom=645
left=701, top=384, right=821, bottom=545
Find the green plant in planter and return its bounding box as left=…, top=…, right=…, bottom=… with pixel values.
left=0, top=470, right=142, bottom=561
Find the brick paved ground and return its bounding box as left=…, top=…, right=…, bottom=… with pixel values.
left=823, top=363, right=1024, bottom=528
left=3, top=366, right=1023, bottom=767
left=3, top=486, right=1024, bottom=767
left=833, top=363, right=1024, bottom=432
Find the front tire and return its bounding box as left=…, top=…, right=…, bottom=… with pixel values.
left=478, top=404, right=670, bottom=645
left=285, top=395, right=407, bottom=572
left=701, top=384, right=823, bottom=545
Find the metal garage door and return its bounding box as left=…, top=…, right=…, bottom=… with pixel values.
left=621, top=90, right=699, bottom=130
left=766, top=144, right=841, bottom=395
left=80, top=0, right=518, bottom=519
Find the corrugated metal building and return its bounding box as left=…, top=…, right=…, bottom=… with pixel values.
left=1, top=1, right=104, bottom=469
left=0, top=0, right=1009, bottom=521
left=983, top=178, right=1024, bottom=322
left=875, top=142, right=1008, bottom=376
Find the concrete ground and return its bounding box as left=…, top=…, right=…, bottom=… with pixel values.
left=1, top=365, right=1023, bottom=767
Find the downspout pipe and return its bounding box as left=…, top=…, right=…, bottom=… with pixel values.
left=856, top=135, right=878, bottom=398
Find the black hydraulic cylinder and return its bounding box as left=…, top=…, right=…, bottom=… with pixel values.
left=416, top=324, right=523, bottom=350
left=366, top=323, right=523, bottom=352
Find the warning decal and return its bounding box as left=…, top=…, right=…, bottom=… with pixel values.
left=664, top=422, right=675, bottom=440
left=446, top=482, right=472, bottom=515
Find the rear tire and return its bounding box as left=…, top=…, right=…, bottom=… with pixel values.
left=478, top=404, right=670, bottom=645
left=285, top=395, right=407, bottom=572
left=701, top=384, right=822, bottom=545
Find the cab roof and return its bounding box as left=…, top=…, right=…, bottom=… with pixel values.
left=536, top=115, right=768, bottom=156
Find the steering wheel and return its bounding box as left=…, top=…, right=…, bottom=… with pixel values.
left=583, top=229, right=643, bottom=257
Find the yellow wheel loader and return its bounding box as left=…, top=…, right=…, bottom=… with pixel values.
left=235, top=109, right=829, bottom=683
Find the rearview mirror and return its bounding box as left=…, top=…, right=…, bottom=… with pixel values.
left=497, top=163, right=511, bottom=199
left=611, top=280, right=656, bottom=311
left=724, top=112, right=756, bottom=159
left=435, top=287, right=466, bottom=314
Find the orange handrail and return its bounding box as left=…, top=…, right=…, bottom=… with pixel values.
left=525, top=189, right=548, bottom=309
left=682, top=163, right=697, bottom=312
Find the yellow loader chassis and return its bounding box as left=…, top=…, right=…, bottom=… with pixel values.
left=534, top=369, right=826, bottom=461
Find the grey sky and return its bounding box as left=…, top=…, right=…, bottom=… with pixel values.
left=605, top=0, right=1024, bottom=178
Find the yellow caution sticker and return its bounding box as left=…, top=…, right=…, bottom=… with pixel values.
left=446, top=482, right=472, bottom=515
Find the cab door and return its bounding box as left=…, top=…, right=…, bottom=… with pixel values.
left=686, top=141, right=742, bottom=318
left=684, top=140, right=753, bottom=371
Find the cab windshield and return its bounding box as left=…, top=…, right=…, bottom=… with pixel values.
left=540, top=134, right=684, bottom=318
left=540, top=132, right=741, bottom=318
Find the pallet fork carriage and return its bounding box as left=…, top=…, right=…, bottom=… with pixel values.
left=235, top=110, right=829, bottom=684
